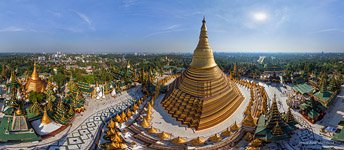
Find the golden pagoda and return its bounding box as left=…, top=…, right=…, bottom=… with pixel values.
left=244, top=132, right=254, bottom=141
left=115, top=114, right=122, bottom=123
left=110, top=133, right=123, bottom=143
left=246, top=138, right=262, bottom=150
left=146, top=113, right=152, bottom=121
left=171, top=136, right=186, bottom=145
left=141, top=117, right=150, bottom=128
left=106, top=128, right=116, bottom=137
left=160, top=17, right=244, bottom=130
left=126, top=109, right=133, bottom=118
left=132, top=103, right=139, bottom=111
left=26, top=63, right=46, bottom=93
left=147, top=126, right=158, bottom=134
left=107, top=119, right=116, bottom=129
left=105, top=142, right=119, bottom=150
left=242, top=113, right=256, bottom=127
left=120, top=111, right=127, bottom=122
left=221, top=128, right=232, bottom=137
left=157, top=132, right=171, bottom=140
left=190, top=137, right=206, bottom=146
left=41, top=109, right=52, bottom=125
left=209, top=133, right=222, bottom=143
left=15, top=106, right=23, bottom=115
left=230, top=121, right=239, bottom=132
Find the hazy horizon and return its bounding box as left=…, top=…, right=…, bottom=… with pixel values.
left=1, top=0, right=344, bottom=53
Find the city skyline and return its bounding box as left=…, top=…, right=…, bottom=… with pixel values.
left=0, top=0, right=344, bottom=53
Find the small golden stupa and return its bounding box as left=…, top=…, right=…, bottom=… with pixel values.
left=147, top=126, right=158, bottom=134
left=132, top=103, right=139, bottom=111
left=190, top=137, right=206, bottom=146
left=242, top=113, right=256, bottom=127
left=209, top=133, right=222, bottom=143
left=115, top=114, right=122, bottom=123
left=161, top=18, right=244, bottom=130
left=230, top=121, right=239, bottom=132
left=221, top=128, right=232, bottom=137
left=41, top=109, right=52, bottom=125
left=107, top=119, right=116, bottom=129
left=171, top=136, right=186, bottom=145
left=157, top=132, right=171, bottom=140
left=26, top=63, right=46, bottom=93
left=141, top=117, right=150, bottom=128
left=15, top=105, right=23, bottom=115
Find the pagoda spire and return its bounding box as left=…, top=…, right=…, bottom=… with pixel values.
left=190, top=17, right=217, bottom=69
left=284, top=107, right=297, bottom=126
left=41, top=108, right=52, bottom=125
left=31, top=62, right=39, bottom=80
left=272, top=121, right=283, bottom=136
left=266, top=94, right=284, bottom=129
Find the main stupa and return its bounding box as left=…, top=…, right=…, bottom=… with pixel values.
left=161, top=18, right=244, bottom=130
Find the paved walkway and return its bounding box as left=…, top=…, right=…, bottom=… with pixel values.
left=149, top=84, right=250, bottom=139
left=1, top=87, right=142, bottom=150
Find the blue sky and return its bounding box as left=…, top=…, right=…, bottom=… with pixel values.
left=0, top=0, right=343, bottom=53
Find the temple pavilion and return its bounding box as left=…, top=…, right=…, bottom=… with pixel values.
left=161, top=18, right=244, bottom=130
left=254, top=95, right=296, bottom=142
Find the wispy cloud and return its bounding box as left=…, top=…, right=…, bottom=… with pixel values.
left=0, top=26, right=36, bottom=32
left=71, top=10, right=95, bottom=30
left=48, top=10, right=62, bottom=17
left=122, top=0, right=139, bottom=7
left=0, top=26, right=24, bottom=32
left=145, top=24, right=181, bottom=38
left=312, top=28, right=344, bottom=34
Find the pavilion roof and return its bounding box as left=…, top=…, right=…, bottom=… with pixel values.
left=333, top=128, right=344, bottom=142
left=292, top=83, right=314, bottom=94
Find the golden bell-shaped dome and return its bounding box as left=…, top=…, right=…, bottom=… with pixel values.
left=107, top=119, right=116, bottom=129
left=26, top=63, right=46, bottom=93
left=160, top=18, right=244, bottom=131
left=230, top=121, right=239, bottom=132
left=126, top=109, right=133, bottom=118
left=106, top=128, right=116, bottom=137
left=190, top=17, right=217, bottom=69
left=105, top=142, right=119, bottom=150
left=147, top=102, right=153, bottom=110
left=141, top=117, right=150, bottom=128
left=221, top=128, right=232, bottom=137
left=110, top=133, right=122, bottom=143
left=171, top=136, right=186, bottom=145
left=249, top=138, right=262, bottom=147
left=244, top=132, right=254, bottom=141
left=146, top=114, right=152, bottom=121
left=114, top=114, right=122, bottom=123
left=147, top=126, right=158, bottom=134
left=15, top=106, right=23, bottom=115
left=157, top=132, right=171, bottom=140
left=146, top=107, right=152, bottom=116
left=190, top=136, right=206, bottom=146
left=120, top=111, right=127, bottom=122
left=132, top=103, right=139, bottom=111
left=41, top=109, right=51, bottom=125
left=209, top=133, right=222, bottom=143
left=243, top=113, right=256, bottom=127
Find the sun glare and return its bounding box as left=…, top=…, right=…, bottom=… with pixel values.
left=254, top=12, right=267, bottom=22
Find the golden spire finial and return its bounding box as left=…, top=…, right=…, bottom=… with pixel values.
left=190, top=17, right=217, bottom=69
left=31, top=62, right=39, bottom=80
left=15, top=106, right=22, bottom=115
left=41, top=108, right=52, bottom=125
